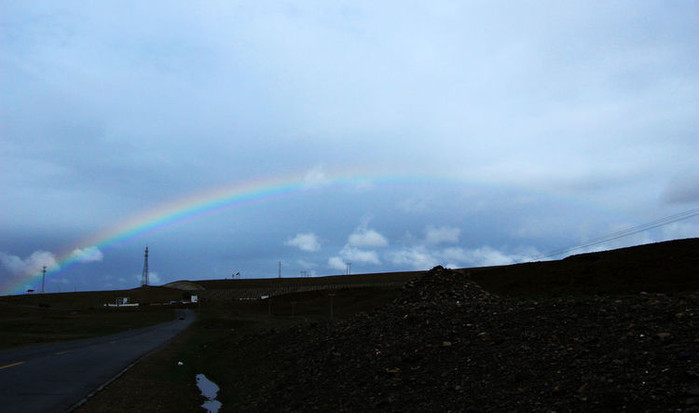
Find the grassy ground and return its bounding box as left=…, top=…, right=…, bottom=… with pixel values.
left=0, top=305, right=176, bottom=349
left=0, top=290, right=181, bottom=349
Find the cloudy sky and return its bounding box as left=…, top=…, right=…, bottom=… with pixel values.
left=1, top=1, right=697, bottom=294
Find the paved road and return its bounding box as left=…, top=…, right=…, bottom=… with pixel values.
left=0, top=309, right=194, bottom=413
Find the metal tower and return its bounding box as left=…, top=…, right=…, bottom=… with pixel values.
left=41, top=266, right=47, bottom=293
left=141, top=246, right=149, bottom=287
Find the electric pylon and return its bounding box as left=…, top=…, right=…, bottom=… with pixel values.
left=41, top=266, right=46, bottom=293
left=141, top=246, right=149, bottom=287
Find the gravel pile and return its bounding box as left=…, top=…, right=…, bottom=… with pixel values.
left=219, top=266, right=699, bottom=412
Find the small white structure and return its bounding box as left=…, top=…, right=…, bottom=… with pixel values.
left=191, top=295, right=198, bottom=303
left=105, top=296, right=139, bottom=308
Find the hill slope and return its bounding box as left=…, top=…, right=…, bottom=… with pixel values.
left=206, top=239, right=699, bottom=411
left=469, top=237, right=699, bottom=296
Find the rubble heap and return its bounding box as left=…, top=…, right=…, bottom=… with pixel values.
left=396, top=265, right=496, bottom=306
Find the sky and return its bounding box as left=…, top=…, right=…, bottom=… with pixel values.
left=1, top=1, right=698, bottom=295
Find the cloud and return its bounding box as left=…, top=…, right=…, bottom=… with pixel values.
left=295, top=259, right=317, bottom=272
left=388, top=246, right=439, bottom=270
left=425, top=225, right=461, bottom=244
left=388, top=245, right=540, bottom=270
left=662, top=173, right=699, bottom=204
left=442, top=246, right=539, bottom=267
left=302, top=165, right=331, bottom=188
left=285, top=233, right=321, bottom=252
left=70, top=246, right=104, bottom=263
left=347, top=218, right=388, bottom=248
left=326, top=216, right=388, bottom=271
left=661, top=221, right=699, bottom=240
left=398, top=196, right=430, bottom=213
left=340, top=246, right=381, bottom=265
left=348, top=229, right=388, bottom=248
left=328, top=256, right=347, bottom=271
left=0, top=250, right=59, bottom=276
left=135, top=272, right=161, bottom=285
left=328, top=245, right=381, bottom=271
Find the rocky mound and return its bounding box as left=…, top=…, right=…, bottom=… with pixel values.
left=396, top=265, right=497, bottom=306
left=213, top=266, right=699, bottom=412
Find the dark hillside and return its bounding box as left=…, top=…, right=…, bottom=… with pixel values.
left=200, top=239, right=698, bottom=412
left=469, top=238, right=699, bottom=296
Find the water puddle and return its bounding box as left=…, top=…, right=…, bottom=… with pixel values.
left=196, top=373, right=222, bottom=413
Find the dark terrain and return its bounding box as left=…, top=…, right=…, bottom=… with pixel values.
left=0, top=288, right=183, bottom=349
left=55, top=238, right=699, bottom=411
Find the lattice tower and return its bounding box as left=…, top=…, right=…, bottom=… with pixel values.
left=141, top=246, right=149, bottom=287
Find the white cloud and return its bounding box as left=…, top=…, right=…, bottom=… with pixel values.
left=328, top=245, right=382, bottom=272
left=328, top=256, right=347, bottom=271
left=348, top=229, right=388, bottom=248
left=70, top=246, right=104, bottom=263
left=340, top=246, right=381, bottom=265
left=442, top=246, right=536, bottom=267
left=662, top=221, right=699, bottom=240
left=388, top=245, right=541, bottom=270
left=425, top=225, right=460, bottom=244
left=388, top=246, right=438, bottom=270
left=347, top=218, right=388, bottom=248
left=285, top=233, right=321, bottom=252
left=296, top=259, right=317, bottom=269
left=302, top=165, right=331, bottom=188
left=0, top=250, right=59, bottom=276
left=326, top=217, right=388, bottom=271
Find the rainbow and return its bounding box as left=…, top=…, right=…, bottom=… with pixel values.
left=7, top=167, right=595, bottom=295
left=8, top=168, right=433, bottom=294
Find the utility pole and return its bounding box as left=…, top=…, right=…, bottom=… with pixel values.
left=41, top=266, right=46, bottom=294
left=141, top=246, right=149, bottom=287
left=278, top=261, right=282, bottom=278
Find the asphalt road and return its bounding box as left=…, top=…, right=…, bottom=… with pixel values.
left=0, top=309, right=194, bottom=413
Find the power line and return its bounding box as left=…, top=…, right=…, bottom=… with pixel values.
left=536, top=207, right=699, bottom=260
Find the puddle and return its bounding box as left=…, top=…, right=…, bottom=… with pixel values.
left=196, top=373, right=222, bottom=413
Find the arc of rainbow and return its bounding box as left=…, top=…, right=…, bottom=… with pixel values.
left=9, top=169, right=412, bottom=293
left=8, top=168, right=594, bottom=295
